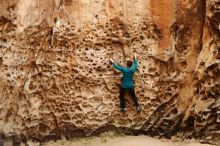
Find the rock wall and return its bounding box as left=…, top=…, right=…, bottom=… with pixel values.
left=192, top=0, right=220, bottom=142
left=0, top=0, right=219, bottom=144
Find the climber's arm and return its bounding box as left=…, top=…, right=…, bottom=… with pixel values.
left=132, top=54, right=138, bottom=71
left=110, top=58, right=126, bottom=72
left=113, top=63, right=127, bottom=72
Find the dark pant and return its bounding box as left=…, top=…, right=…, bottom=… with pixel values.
left=119, top=87, right=139, bottom=108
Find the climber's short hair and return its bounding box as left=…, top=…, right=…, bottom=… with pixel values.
left=127, top=60, right=133, bottom=68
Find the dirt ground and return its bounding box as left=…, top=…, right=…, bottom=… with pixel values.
left=28, top=134, right=215, bottom=146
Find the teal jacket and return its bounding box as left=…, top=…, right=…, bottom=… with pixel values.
left=113, top=59, right=138, bottom=89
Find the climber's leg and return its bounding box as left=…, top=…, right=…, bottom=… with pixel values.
left=130, top=87, right=141, bottom=112
left=130, top=87, right=139, bottom=106
left=119, top=87, right=126, bottom=111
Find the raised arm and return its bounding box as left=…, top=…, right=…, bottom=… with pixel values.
left=110, top=58, right=126, bottom=72
left=131, top=53, right=138, bottom=71
left=113, top=62, right=126, bottom=72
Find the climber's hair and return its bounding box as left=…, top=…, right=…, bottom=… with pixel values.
left=127, top=60, right=133, bottom=68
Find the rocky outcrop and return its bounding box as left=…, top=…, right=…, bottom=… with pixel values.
left=0, top=0, right=219, bottom=144
left=192, top=0, right=220, bottom=143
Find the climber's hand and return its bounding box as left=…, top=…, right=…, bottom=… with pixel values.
left=134, top=53, right=137, bottom=60
left=110, top=58, right=114, bottom=64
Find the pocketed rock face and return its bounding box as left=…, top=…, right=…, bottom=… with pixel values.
left=0, top=0, right=219, bottom=144
left=192, top=0, right=220, bottom=142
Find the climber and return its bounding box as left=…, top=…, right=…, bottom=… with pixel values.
left=110, top=54, right=141, bottom=113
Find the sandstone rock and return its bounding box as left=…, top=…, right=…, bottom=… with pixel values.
left=0, top=0, right=219, bottom=144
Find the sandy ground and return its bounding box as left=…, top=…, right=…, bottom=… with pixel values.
left=30, top=135, right=215, bottom=146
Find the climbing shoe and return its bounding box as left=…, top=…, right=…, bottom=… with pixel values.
left=120, top=107, right=127, bottom=113
left=136, top=106, right=141, bottom=113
